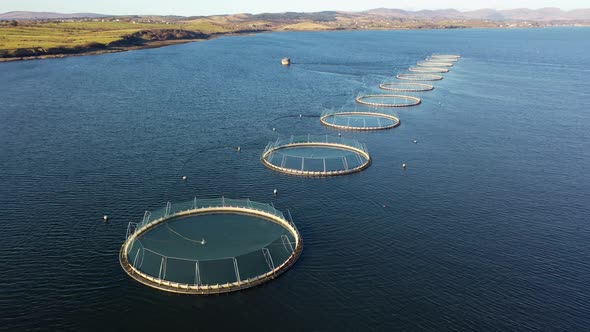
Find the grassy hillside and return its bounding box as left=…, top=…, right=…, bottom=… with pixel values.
left=0, top=20, right=227, bottom=56
left=280, top=22, right=331, bottom=30
left=1, top=22, right=147, bottom=49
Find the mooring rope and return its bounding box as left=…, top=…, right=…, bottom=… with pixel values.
left=166, top=223, right=206, bottom=244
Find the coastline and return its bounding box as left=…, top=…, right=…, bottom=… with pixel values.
left=0, top=38, right=209, bottom=62
left=1, top=25, right=588, bottom=63
left=0, top=28, right=272, bottom=63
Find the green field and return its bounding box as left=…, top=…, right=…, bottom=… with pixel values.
left=0, top=20, right=228, bottom=52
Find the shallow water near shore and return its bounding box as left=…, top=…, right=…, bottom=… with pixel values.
left=1, top=27, right=590, bottom=330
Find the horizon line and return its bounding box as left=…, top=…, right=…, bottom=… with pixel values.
left=1, top=6, right=589, bottom=18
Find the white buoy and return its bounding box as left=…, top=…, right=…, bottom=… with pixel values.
left=273, top=189, right=278, bottom=196
left=338, top=133, right=341, bottom=137
left=182, top=175, right=187, bottom=181
left=402, top=163, right=407, bottom=169
left=272, top=128, right=276, bottom=132
left=299, top=114, right=302, bottom=118
left=103, top=215, right=108, bottom=222
left=237, top=146, right=241, bottom=152
left=413, top=140, right=418, bottom=144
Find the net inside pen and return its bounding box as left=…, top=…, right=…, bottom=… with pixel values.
left=320, top=110, right=400, bottom=130
left=121, top=198, right=301, bottom=293
left=396, top=73, right=443, bottom=81
left=408, top=67, right=449, bottom=73
left=428, top=54, right=460, bottom=62
left=356, top=94, right=421, bottom=107
left=417, top=60, right=454, bottom=67
left=379, top=82, right=434, bottom=92
left=261, top=135, right=371, bottom=176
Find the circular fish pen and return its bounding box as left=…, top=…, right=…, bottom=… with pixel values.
left=355, top=94, right=421, bottom=107
left=430, top=54, right=461, bottom=61
left=396, top=73, right=443, bottom=81
left=409, top=67, right=449, bottom=73
left=417, top=61, right=454, bottom=67
left=320, top=110, right=400, bottom=131
left=261, top=134, right=371, bottom=176
left=379, top=82, right=434, bottom=92
left=120, top=198, right=302, bottom=294
left=427, top=56, right=459, bottom=63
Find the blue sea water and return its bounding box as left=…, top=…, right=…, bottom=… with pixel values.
left=1, top=28, right=589, bottom=330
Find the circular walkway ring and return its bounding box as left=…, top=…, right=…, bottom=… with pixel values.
left=262, top=139, right=371, bottom=177
left=417, top=61, right=453, bottom=67
left=428, top=56, right=459, bottom=62
left=120, top=200, right=302, bottom=295
left=430, top=54, right=461, bottom=59
left=356, top=94, right=421, bottom=107
left=379, top=82, right=433, bottom=92
left=409, top=67, right=449, bottom=73
left=320, top=112, right=400, bottom=131
left=396, top=73, right=443, bottom=81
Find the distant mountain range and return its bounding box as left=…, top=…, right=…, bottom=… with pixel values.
left=1, top=8, right=589, bottom=21
left=364, top=8, right=590, bottom=21
left=0, top=11, right=109, bottom=20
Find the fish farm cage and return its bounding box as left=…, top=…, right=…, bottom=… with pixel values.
left=428, top=54, right=461, bottom=62
left=417, top=60, right=454, bottom=67
left=379, top=82, right=434, bottom=92
left=408, top=67, right=449, bottom=73
left=396, top=73, right=443, bottom=81
left=120, top=198, right=302, bottom=294
left=355, top=94, right=422, bottom=107
left=261, top=134, right=371, bottom=176
left=320, top=109, right=400, bottom=131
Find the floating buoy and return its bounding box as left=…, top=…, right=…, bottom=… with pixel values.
left=103, top=215, right=108, bottom=222
left=413, top=140, right=418, bottom=144
left=402, top=163, right=407, bottom=169
left=237, top=146, right=241, bottom=152
left=182, top=175, right=187, bottom=181
left=338, top=133, right=341, bottom=137
left=299, top=114, right=302, bottom=118
left=272, top=128, right=276, bottom=132
left=273, top=189, right=278, bottom=196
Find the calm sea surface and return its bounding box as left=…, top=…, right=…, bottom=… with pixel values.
left=1, top=28, right=589, bottom=331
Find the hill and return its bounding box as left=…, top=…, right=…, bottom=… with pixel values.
left=2, top=8, right=590, bottom=22
left=0, top=11, right=108, bottom=20
left=364, top=7, right=590, bottom=21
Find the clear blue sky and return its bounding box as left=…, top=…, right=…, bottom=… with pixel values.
left=0, top=0, right=586, bottom=15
